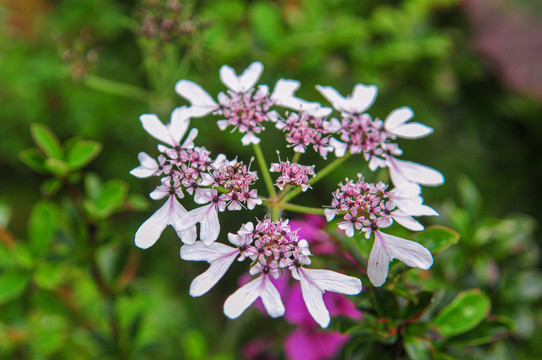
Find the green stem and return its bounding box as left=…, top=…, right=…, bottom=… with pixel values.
left=291, top=151, right=301, bottom=164
left=280, top=203, right=325, bottom=215
left=84, top=74, right=150, bottom=103
left=253, top=143, right=276, bottom=198
left=281, top=153, right=351, bottom=203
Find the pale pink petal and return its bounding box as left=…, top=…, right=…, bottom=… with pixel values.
left=220, top=61, right=263, bottom=93
left=149, top=187, right=169, bottom=200
left=260, top=278, right=285, bottom=318
left=298, top=268, right=362, bottom=296
left=295, top=269, right=329, bottom=328
left=140, top=114, right=174, bottom=146
left=170, top=197, right=196, bottom=244
left=329, top=138, right=348, bottom=157
left=175, top=79, right=218, bottom=117
left=390, top=123, right=433, bottom=139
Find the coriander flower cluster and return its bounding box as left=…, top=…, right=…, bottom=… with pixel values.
left=131, top=61, right=444, bottom=327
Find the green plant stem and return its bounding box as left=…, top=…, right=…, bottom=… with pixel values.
left=280, top=203, right=325, bottom=215
left=281, top=153, right=351, bottom=203
left=253, top=143, right=276, bottom=198
left=84, top=74, right=150, bottom=103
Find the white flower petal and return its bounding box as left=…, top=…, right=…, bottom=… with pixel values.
left=200, top=205, right=220, bottom=245
left=299, top=268, right=362, bottom=295
left=134, top=200, right=170, bottom=249
left=220, top=61, right=263, bottom=93
left=350, top=83, right=378, bottom=113
left=367, top=234, right=392, bottom=287
left=140, top=114, right=174, bottom=146
left=241, top=132, right=260, bottom=146
left=224, top=275, right=283, bottom=319
left=173, top=205, right=208, bottom=232
left=175, top=80, right=218, bottom=117
left=384, top=106, right=414, bottom=130
left=182, top=128, right=198, bottom=149
left=390, top=123, right=433, bottom=139
left=130, top=153, right=158, bottom=178
left=169, top=106, right=191, bottom=144
left=368, top=231, right=433, bottom=287
left=316, top=85, right=349, bottom=112
left=329, top=138, right=347, bottom=157
left=169, top=197, right=197, bottom=244
left=270, top=78, right=300, bottom=102
left=149, top=187, right=168, bottom=200
left=181, top=242, right=239, bottom=297
left=387, top=157, right=444, bottom=187
left=391, top=210, right=424, bottom=231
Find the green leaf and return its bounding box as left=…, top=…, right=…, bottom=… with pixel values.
left=404, top=335, right=434, bottom=360
left=84, top=173, right=102, bottom=200
left=412, top=226, right=459, bottom=255
left=457, top=175, right=481, bottom=219
left=402, top=291, right=434, bottom=320
left=31, top=123, right=63, bottom=159
left=433, top=289, right=491, bottom=337
left=446, top=316, right=515, bottom=347
left=0, top=269, right=31, bottom=304
left=28, top=200, right=59, bottom=257
left=249, top=1, right=284, bottom=49
left=93, top=179, right=128, bottom=218
left=44, top=158, right=69, bottom=177
left=40, top=178, right=62, bottom=197
left=66, top=140, right=102, bottom=170
left=19, top=148, right=48, bottom=173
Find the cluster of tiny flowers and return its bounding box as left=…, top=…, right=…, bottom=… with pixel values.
left=132, top=61, right=445, bottom=327
left=270, top=158, right=315, bottom=192
left=275, top=111, right=336, bottom=159
left=215, top=86, right=276, bottom=145
left=181, top=218, right=361, bottom=328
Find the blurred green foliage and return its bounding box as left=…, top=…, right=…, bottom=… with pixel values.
left=1, top=0, right=541, bottom=359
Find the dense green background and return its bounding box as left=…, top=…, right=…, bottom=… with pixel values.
left=1, top=0, right=541, bottom=359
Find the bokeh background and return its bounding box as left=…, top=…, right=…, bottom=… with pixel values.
left=1, top=0, right=541, bottom=359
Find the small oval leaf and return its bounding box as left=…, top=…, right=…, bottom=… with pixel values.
left=31, top=123, right=63, bottom=159
left=411, top=226, right=460, bottom=255
left=66, top=140, right=102, bottom=170
left=0, top=270, right=31, bottom=304
left=433, top=289, right=491, bottom=337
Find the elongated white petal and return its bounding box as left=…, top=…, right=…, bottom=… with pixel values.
left=140, top=114, right=174, bottom=146
left=316, top=85, right=349, bottom=112
left=299, top=273, right=329, bottom=327
left=384, top=106, right=414, bottom=130
left=182, top=128, right=198, bottom=149
left=391, top=210, right=424, bottom=231
left=175, top=80, right=218, bottom=117
left=367, top=235, right=392, bottom=287
left=135, top=196, right=188, bottom=249
left=381, top=232, right=433, bottom=269
left=293, top=267, right=361, bottom=328
left=396, top=198, right=439, bottom=217
left=224, top=275, right=284, bottom=319
left=134, top=200, right=170, bottom=249
left=390, top=123, right=433, bottom=139
left=169, top=196, right=197, bottom=244
left=181, top=242, right=239, bottom=297
left=387, top=157, right=444, bottom=187
left=368, top=231, right=433, bottom=286
left=260, top=278, right=285, bottom=318
left=169, top=106, right=191, bottom=144
left=200, top=205, right=220, bottom=245
left=299, top=268, right=362, bottom=295
left=173, top=205, right=208, bottom=231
